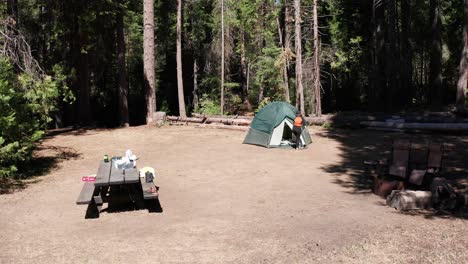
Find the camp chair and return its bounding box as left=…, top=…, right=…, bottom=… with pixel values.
left=427, top=143, right=443, bottom=173
left=408, top=143, right=443, bottom=186
left=363, top=139, right=410, bottom=177
left=387, top=139, right=411, bottom=179
left=363, top=139, right=409, bottom=198
left=406, top=144, right=428, bottom=184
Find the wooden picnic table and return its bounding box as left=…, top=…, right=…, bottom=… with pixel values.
left=76, top=159, right=159, bottom=218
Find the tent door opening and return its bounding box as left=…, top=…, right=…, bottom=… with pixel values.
left=282, top=123, right=293, bottom=141
left=269, top=119, right=302, bottom=147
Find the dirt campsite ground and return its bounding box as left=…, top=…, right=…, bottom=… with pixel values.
left=0, top=126, right=467, bottom=263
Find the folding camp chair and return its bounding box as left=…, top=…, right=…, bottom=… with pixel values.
left=408, top=143, right=443, bottom=186
left=363, top=139, right=410, bottom=177
left=363, top=139, right=410, bottom=197
left=427, top=143, right=443, bottom=173
left=387, top=139, right=411, bottom=179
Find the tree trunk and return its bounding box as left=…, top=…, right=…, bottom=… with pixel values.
left=240, top=31, right=252, bottom=110
left=176, top=0, right=186, bottom=118
left=247, top=63, right=250, bottom=93
left=420, top=46, right=425, bottom=86
left=6, top=0, right=18, bottom=70
left=457, top=0, right=468, bottom=108
left=117, top=11, right=129, bottom=127
left=220, top=0, right=225, bottom=115
left=313, top=0, right=321, bottom=116
left=257, top=2, right=266, bottom=104
left=39, top=4, right=47, bottom=67
left=285, top=1, right=293, bottom=103
left=294, top=0, right=305, bottom=115
left=6, top=0, right=18, bottom=24
left=386, top=0, right=398, bottom=111
left=369, top=0, right=386, bottom=111
left=401, top=0, right=413, bottom=107
left=193, top=58, right=199, bottom=110
left=77, top=30, right=91, bottom=125
left=277, top=14, right=290, bottom=103
left=285, top=1, right=292, bottom=68
left=144, top=0, right=156, bottom=124
left=258, top=85, right=264, bottom=103
left=77, top=52, right=91, bottom=125
left=429, top=0, right=443, bottom=109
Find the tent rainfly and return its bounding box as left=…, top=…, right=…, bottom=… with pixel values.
left=243, top=101, right=312, bottom=148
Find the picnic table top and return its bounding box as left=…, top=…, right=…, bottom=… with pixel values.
left=94, top=160, right=140, bottom=187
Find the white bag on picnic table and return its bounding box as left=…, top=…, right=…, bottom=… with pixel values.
left=114, top=149, right=138, bottom=169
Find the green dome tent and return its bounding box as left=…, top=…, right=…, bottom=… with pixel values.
left=243, top=101, right=312, bottom=148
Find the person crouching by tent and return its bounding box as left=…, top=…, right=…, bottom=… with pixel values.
left=293, top=113, right=304, bottom=149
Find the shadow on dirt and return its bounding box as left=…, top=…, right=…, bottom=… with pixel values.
left=44, top=126, right=119, bottom=138
left=0, top=145, right=81, bottom=195
left=98, top=186, right=163, bottom=216
left=319, top=127, right=468, bottom=219
left=1, top=126, right=124, bottom=194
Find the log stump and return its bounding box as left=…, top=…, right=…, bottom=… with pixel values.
left=386, top=190, right=432, bottom=211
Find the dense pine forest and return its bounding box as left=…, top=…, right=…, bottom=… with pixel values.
left=0, top=0, right=467, bottom=176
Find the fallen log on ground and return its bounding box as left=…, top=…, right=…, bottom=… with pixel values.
left=386, top=190, right=432, bottom=211
left=168, top=122, right=187, bottom=126
left=167, top=116, right=205, bottom=123
left=360, top=121, right=468, bottom=132
left=168, top=112, right=468, bottom=129
left=167, top=115, right=251, bottom=126
left=306, top=115, right=468, bottom=126
left=401, top=116, right=468, bottom=123
left=167, top=120, right=248, bottom=131
left=304, top=115, right=334, bottom=125
left=366, top=127, right=405, bottom=133
left=204, top=117, right=251, bottom=126
left=192, top=113, right=253, bottom=120
left=197, top=124, right=248, bottom=131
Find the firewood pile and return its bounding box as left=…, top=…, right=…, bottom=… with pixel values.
left=378, top=178, right=467, bottom=212
left=372, top=168, right=468, bottom=212
left=365, top=142, right=468, bottom=213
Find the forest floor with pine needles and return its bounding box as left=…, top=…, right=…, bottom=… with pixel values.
left=0, top=126, right=467, bottom=263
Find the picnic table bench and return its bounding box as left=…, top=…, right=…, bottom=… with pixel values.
left=76, top=159, right=159, bottom=218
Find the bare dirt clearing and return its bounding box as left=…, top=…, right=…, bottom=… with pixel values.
left=0, top=126, right=467, bottom=263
